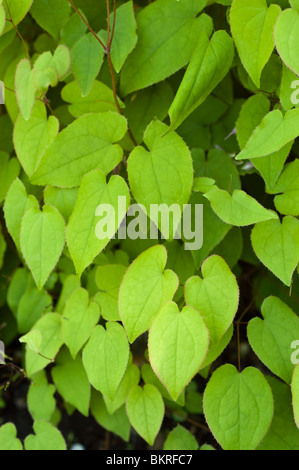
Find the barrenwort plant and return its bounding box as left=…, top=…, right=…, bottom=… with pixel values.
left=0, top=0, right=299, bottom=451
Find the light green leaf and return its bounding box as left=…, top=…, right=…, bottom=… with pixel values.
left=82, top=322, right=129, bottom=400
left=141, top=363, right=185, bottom=406
left=0, top=4, right=5, bottom=35
left=94, top=264, right=127, bottom=321
left=204, top=188, right=277, bottom=226
left=292, top=365, right=299, bottom=428
left=251, top=216, right=299, bottom=286
left=31, top=112, right=127, bottom=187
left=163, top=425, right=199, bottom=450
left=32, top=45, right=71, bottom=91
left=201, top=324, right=234, bottom=370
left=24, top=420, right=66, bottom=450
left=203, top=365, right=274, bottom=450
left=17, top=287, right=51, bottom=334
left=4, top=178, right=38, bottom=250
left=185, top=255, right=239, bottom=344
left=19, top=329, right=42, bottom=353
left=44, top=187, right=78, bottom=222
left=258, top=376, right=299, bottom=450
left=127, top=120, right=193, bottom=238
left=274, top=8, right=299, bottom=77
left=56, top=274, right=80, bottom=313
left=2, top=0, right=33, bottom=35
left=20, top=205, right=65, bottom=289
left=27, top=376, right=56, bottom=421
left=61, top=287, right=100, bottom=358
left=126, top=384, right=164, bottom=446
left=272, top=159, right=299, bottom=216
left=30, top=0, right=71, bottom=40
left=14, top=101, right=59, bottom=177
left=0, top=152, right=20, bottom=203
left=103, top=361, right=140, bottom=415
left=169, top=30, right=234, bottom=130
left=236, top=109, right=299, bottom=160
left=248, top=296, right=299, bottom=383
left=148, top=302, right=209, bottom=400
left=15, top=58, right=36, bottom=121
left=71, top=33, right=104, bottom=97
left=66, top=170, right=130, bottom=276
left=119, top=245, right=178, bottom=343
left=120, top=0, right=210, bottom=95
left=51, top=348, right=91, bottom=417
left=24, top=313, right=63, bottom=377
left=230, top=0, right=280, bottom=87
left=0, top=423, right=22, bottom=450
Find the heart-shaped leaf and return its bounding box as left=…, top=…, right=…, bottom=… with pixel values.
left=15, top=59, right=36, bottom=121
left=24, top=420, right=66, bottom=450
left=275, top=8, right=299, bottom=77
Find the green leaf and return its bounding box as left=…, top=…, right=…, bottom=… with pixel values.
left=71, top=33, right=104, bottom=97
left=292, top=365, right=299, bottom=429
left=169, top=30, right=234, bottom=130
left=141, top=363, right=185, bottom=406
left=66, top=170, right=130, bottom=276
left=103, top=361, right=140, bottom=415
left=109, top=1, right=137, bottom=73
left=236, top=109, right=299, bottom=160
left=2, top=0, right=33, bottom=35
left=24, top=313, right=63, bottom=377
left=30, top=0, right=71, bottom=40
left=51, top=348, right=91, bottom=416
left=0, top=423, right=22, bottom=450
left=120, top=0, right=210, bottom=95
left=15, top=58, right=35, bottom=121
left=94, top=264, right=127, bottom=321
left=248, top=296, right=299, bottom=384
left=4, top=178, right=38, bottom=250
left=203, top=365, right=274, bottom=450
left=258, top=376, right=299, bottom=450
left=0, top=4, right=5, bottom=35
left=24, top=420, right=66, bottom=450
left=31, top=112, right=127, bottom=187
left=251, top=216, right=299, bottom=286
left=14, top=101, right=59, bottom=177
left=126, top=384, right=164, bottom=445
left=185, top=255, right=239, bottom=344
left=230, top=0, right=280, bottom=87
left=204, top=188, right=277, bottom=226
left=44, top=187, right=78, bottom=222
left=127, top=120, right=193, bottom=238
left=32, top=45, right=71, bottom=92
left=163, top=425, right=199, bottom=450
left=274, top=8, right=299, bottom=77
left=61, top=287, right=100, bottom=358
left=20, top=205, right=65, bottom=289
left=27, top=374, right=56, bottom=421
left=19, top=329, right=42, bottom=353
left=82, top=322, right=129, bottom=400
left=91, top=391, right=131, bottom=441
left=236, top=94, right=270, bottom=149
left=119, top=245, right=178, bottom=343
left=0, top=152, right=20, bottom=203
left=272, top=159, right=299, bottom=216
left=148, top=302, right=209, bottom=400
left=17, top=287, right=51, bottom=334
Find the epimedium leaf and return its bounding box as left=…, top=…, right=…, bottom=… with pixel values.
left=82, top=322, right=129, bottom=400
left=27, top=373, right=56, bottom=422
left=13, top=101, right=59, bottom=177
left=0, top=152, right=20, bottom=203
left=51, top=347, right=91, bottom=417
left=251, top=216, right=299, bottom=286
left=163, top=425, right=199, bottom=451
left=141, top=363, right=185, bottom=406
left=120, top=0, right=211, bottom=95
left=15, top=58, right=36, bottom=121
left=185, top=255, right=239, bottom=344
left=204, top=188, right=278, bottom=226
left=61, top=287, right=100, bottom=358
left=272, top=159, right=299, bottom=216
left=31, top=112, right=127, bottom=188
left=247, top=296, right=299, bottom=384
left=44, top=187, right=78, bottom=222
left=201, top=324, right=234, bottom=370
left=2, top=0, right=33, bottom=35
left=230, top=0, right=281, bottom=88
left=66, top=170, right=130, bottom=276
left=4, top=178, right=38, bottom=250
left=32, top=45, right=71, bottom=92
left=274, top=8, right=299, bottom=77
left=169, top=30, right=234, bottom=130
left=118, top=245, right=179, bottom=343
left=126, top=384, right=164, bottom=446
left=203, top=365, right=274, bottom=450
left=148, top=302, right=209, bottom=401
left=292, top=365, right=299, bottom=429
left=17, top=286, right=52, bottom=334
left=94, top=264, right=127, bottom=321
left=20, top=205, right=65, bottom=289
left=236, top=109, right=299, bottom=161
left=24, top=420, right=66, bottom=451
left=30, top=0, right=71, bottom=40
left=0, top=423, right=23, bottom=450
left=19, top=329, right=42, bottom=354
left=71, top=33, right=104, bottom=97
left=127, top=120, right=193, bottom=238
left=103, top=360, right=140, bottom=415
left=23, top=313, right=63, bottom=377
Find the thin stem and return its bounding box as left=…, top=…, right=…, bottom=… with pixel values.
left=110, top=0, right=117, bottom=47
left=106, top=0, right=111, bottom=48
left=4, top=0, right=30, bottom=60
left=67, top=0, right=106, bottom=51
